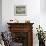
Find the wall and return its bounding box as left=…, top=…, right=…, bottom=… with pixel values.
left=0, top=0, right=2, bottom=32
left=2, top=0, right=46, bottom=46
left=2, top=0, right=40, bottom=30
left=40, top=0, right=46, bottom=31
left=40, top=0, right=46, bottom=14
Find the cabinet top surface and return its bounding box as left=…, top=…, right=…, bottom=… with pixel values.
left=7, top=23, right=34, bottom=24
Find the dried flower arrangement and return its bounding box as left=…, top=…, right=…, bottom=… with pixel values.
left=36, top=25, right=45, bottom=46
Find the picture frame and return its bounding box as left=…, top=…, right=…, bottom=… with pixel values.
left=14, top=5, right=26, bottom=16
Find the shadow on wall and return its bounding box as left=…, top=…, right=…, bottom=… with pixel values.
left=40, top=0, right=46, bottom=14
left=0, top=0, right=2, bottom=32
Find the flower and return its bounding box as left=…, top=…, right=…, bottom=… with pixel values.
left=36, top=25, right=45, bottom=41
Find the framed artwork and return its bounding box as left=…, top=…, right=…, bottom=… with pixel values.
left=14, top=5, right=26, bottom=16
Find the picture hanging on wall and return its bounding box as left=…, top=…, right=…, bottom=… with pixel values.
left=14, top=5, right=26, bottom=16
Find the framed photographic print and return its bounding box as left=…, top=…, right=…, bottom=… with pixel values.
left=14, top=5, right=26, bottom=16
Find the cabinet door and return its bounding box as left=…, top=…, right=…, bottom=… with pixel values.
left=11, top=32, right=28, bottom=46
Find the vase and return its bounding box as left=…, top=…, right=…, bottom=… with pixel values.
left=39, top=40, right=45, bottom=46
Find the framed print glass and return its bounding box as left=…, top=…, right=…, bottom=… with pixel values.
left=14, top=5, right=26, bottom=16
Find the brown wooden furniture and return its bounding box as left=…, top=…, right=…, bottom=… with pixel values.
left=7, top=23, right=34, bottom=46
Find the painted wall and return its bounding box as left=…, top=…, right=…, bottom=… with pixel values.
left=2, top=0, right=40, bottom=31
left=40, top=0, right=46, bottom=31
left=2, top=0, right=46, bottom=46
left=0, top=0, right=2, bottom=32
left=40, top=0, right=46, bottom=14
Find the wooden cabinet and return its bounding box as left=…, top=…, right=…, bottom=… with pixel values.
left=7, top=23, right=34, bottom=46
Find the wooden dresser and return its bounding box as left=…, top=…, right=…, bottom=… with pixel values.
left=7, top=23, right=34, bottom=46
